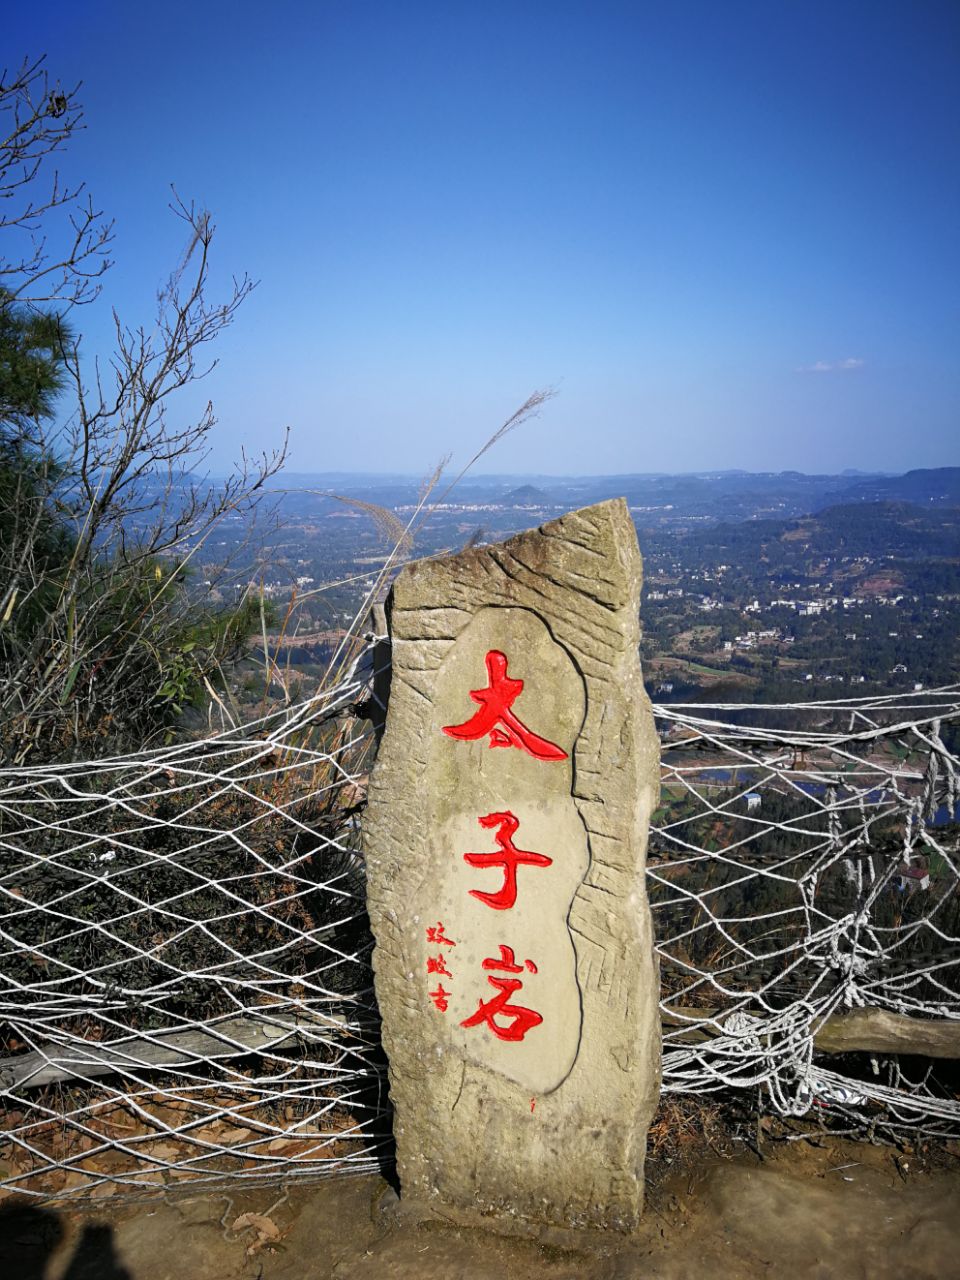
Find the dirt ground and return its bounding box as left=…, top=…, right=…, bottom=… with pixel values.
left=2, top=1138, right=958, bottom=1280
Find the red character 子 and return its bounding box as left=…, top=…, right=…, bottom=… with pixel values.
left=463, top=811, right=552, bottom=911
left=442, top=650, right=567, bottom=761
left=460, top=946, right=543, bottom=1042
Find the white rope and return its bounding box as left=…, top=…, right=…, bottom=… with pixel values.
left=0, top=657, right=957, bottom=1200
left=653, top=686, right=960, bottom=1134
left=0, top=640, right=391, bottom=1200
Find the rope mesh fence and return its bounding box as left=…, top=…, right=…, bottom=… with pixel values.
left=0, top=639, right=390, bottom=1201
left=652, top=689, right=960, bottom=1141
left=0, top=638, right=958, bottom=1201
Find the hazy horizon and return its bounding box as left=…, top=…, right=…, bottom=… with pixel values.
left=256, top=463, right=945, bottom=483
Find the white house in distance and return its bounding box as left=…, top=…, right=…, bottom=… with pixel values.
left=897, top=863, right=931, bottom=892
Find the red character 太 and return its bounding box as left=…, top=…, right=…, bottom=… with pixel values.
left=442, top=650, right=567, bottom=761
left=463, top=811, right=552, bottom=911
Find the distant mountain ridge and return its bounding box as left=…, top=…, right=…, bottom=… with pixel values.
left=235, top=465, right=960, bottom=537
left=676, top=498, right=959, bottom=569
left=835, top=467, right=960, bottom=507
left=255, top=465, right=960, bottom=511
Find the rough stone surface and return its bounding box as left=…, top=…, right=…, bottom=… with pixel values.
left=363, top=498, right=661, bottom=1233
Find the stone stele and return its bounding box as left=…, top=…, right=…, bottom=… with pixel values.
left=363, top=498, right=661, bottom=1235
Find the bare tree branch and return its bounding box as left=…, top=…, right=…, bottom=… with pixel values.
left=0, top=56, right=113, bottom=308
left=0, top=84, right=287, bottom=761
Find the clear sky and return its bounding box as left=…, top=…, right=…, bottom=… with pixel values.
left=6, top=1, right=959, bottom=476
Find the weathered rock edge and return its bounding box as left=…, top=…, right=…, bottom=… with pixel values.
left=363, top=498, right=661, bottom=1233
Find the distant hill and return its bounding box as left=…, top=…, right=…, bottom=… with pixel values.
left=677, top=500, right=960, bottom=579
left=502, top=484, right=551, bottom=505
left=562, top=470, right=883, bottom=522
left=832, top=467, right=960, bottom=507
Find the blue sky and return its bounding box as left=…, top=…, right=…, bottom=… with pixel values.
left=6, top=1, right=959, bottom=475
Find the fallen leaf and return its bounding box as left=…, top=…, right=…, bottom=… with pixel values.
left=143, top=1142, right=181, bottom=1161
left=231, top=1212, right=281, bottom=1242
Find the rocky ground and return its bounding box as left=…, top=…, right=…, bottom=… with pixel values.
left=2, top=1135, right=958, bottom=1280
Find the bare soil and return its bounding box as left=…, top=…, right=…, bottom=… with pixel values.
left=2, top=1138, right=958, bottom=1280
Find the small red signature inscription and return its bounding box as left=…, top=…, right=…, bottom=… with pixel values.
left=442, top=650, right=568, bottom=761
left=429, top=984, right=451, bottom=1012
left=426, top=922, right=456, bottom=947
left=426, top=954, right=453, bottom=978
left=463, top=811, right=552, bottom=911
left=460, top=946, right=543, bottom=1042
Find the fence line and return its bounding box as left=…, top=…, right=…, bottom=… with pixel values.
left=652, top=686, right=960, bottom=1136
left=0, top=642, right=957, bottom=1200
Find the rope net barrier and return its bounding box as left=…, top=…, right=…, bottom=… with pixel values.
left=652, top=687, right=960, bottom=1139
left=0, top=638, right=957, bottom=1200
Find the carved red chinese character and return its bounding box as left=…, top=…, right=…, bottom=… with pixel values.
left=463, top=811, right=552, bottom=911
left=426, top=954, right=453, bottom=978
left=426, top=921, right=456, bottom=947
left=442, top=650, right=568, bottom=761
left=429, top=984, right=451, bottom=1012
left=482, top=943, right=523, bottom=972
left=461, top=945, right=543, bottom=1042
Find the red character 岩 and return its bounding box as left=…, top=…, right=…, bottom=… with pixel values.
left=481, top=943, right=537, bottom=974
left=463, top=811, right=552, bottom=911
left=460, top=944, right=543, bottom=1042
left=442, top=650, right=567, bottom=761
